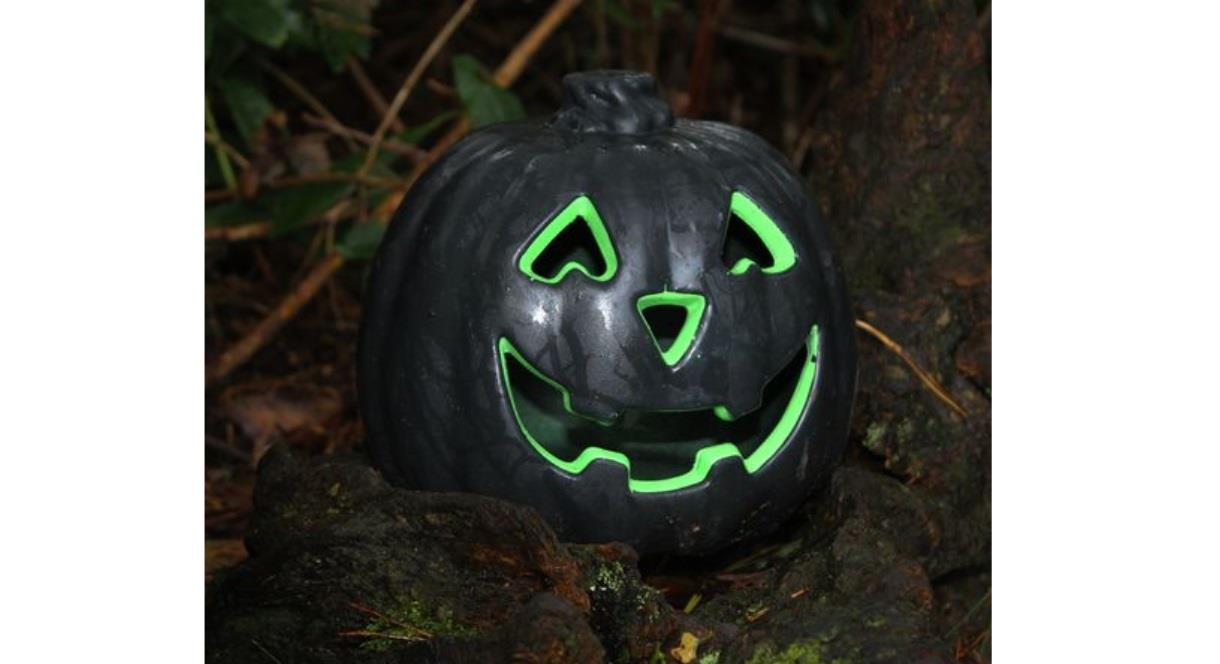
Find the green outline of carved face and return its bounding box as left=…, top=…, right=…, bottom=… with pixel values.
left=725, top=191, right=796, bottom=275
left=636, top=291, right=707, bottom=367
left=496, top=325, right=820, bottom=493
left=518, top=195, right=618, bottom=283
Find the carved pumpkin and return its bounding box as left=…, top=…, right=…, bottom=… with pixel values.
left=359, top=71, right=857, bottom=554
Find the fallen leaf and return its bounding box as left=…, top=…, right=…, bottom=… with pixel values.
left=222, top=382, right=343, bottom=454
left=286, top=132, right=331, bottom=176
left=670, top=632, right=699, bottom=664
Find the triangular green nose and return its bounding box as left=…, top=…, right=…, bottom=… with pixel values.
left=636, top=291, right=707, bottom=367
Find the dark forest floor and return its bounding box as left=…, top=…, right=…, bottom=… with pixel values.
left=205, top=1, right=990, bottom=662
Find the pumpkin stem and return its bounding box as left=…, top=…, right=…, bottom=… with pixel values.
left=551, top=70, right=674, bottom=135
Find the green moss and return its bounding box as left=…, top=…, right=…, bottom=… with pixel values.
left=891, top=174, right=976, bottom=256
left=355, top=594, right=477, bottom=652
left=816, top=625, right=841, bottom=643
left=863, top=423, right=888, bottom=454
left=746, top=641, right=851, bottom=664
left=698, top=651, right=722, bottom=664
left=588, top=557, right=659, bottom=612
left=592, top=561, right=628, bottom=594
left=358, top=638, right=395, bottom=653
left=895, top=419, right=916, bottom=446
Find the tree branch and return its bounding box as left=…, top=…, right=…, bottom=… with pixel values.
left=301, top=114, right=427, bottom=163
left=855, top=318, right=969, bottom=419
left=206, top=253, right=346, bottom=385
left=206, top=0, right=583, bottom=384
left=347, top=56, right=406, bottom=134
left=371, top=0, right=585, bottom=222
left=356, top=0, right=478, bottom=179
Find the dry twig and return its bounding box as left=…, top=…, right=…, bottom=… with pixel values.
left=204, top=199, right=352, bottom=242
left=347, top=56, right=406, bottom=133
left=492, top=0, right=583, bottom=88
left=205, top=99, right=241, bottom=193
left=424, top=77, right=457, bottom=99
left=205, top=174, right=406, bottom=205
left=207, top=253, right=346, bottom=385
left=251, top=640, right=285, bottom=664
left=745, top=605, right=769, bottom=622
left=267, top=172, right=404, bottom=189
left=338, top=629, right=431, bottom=643
left=204, top=222, right=273, bottom=242
left=356, top=0, right=478, bottom=178
left=203, top=131, right=251, bottom=170
left=206, top=0, right=582, bottom=384
left=340, top=601, right=434, bottom=643
left=301, top=114, right=427, bottom=162
left=371, top=0, right=585, bottom=222
left=369, top=121, right=465, bottom=222
left=257, top=57, right=357, bottom=152
left=855, top=318, right=970, bottom=419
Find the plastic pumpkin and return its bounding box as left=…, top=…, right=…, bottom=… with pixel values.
left=359, top=71, right=857, bottom=554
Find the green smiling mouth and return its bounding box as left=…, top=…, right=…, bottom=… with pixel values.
left=497, top=325, right=820, bottom=493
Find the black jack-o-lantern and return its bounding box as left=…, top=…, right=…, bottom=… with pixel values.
left=359, top=71, right=857, bottom=554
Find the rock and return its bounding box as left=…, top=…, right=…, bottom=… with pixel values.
left=569, top=542, right=731, bottom=663
left=205, top=447, right=716, bottom=663
left=503, top=593, right=606, bottom=664
left=692, top=465, right=962, bottom=663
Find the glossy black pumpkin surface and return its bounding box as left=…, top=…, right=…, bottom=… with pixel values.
left=359, top=71, right=857, bottom=554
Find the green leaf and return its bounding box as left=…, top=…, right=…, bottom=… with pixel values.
left=219, top=76, right=275, bottom=148
left=206, top=25, right=248, bottom=79
left=337, top=222, right=386, bottom=260
left=205, top=97, right=238, bottom=191
left=603, top=1, right=639, bottom=30
left=451, top=55, right=482, bottom=98
left=650, top=0, right=680, bottom=17
left=398, top=110, right=459, bottom=145
left=283, top=9, right=318, bottom=50
left=331, top=149, right=396, bottom=177
left=205, top=146, right=223, bottom=188
left=205, top=10, right=216, bottom=58
left=206, top=200, right=267, bottom=229
left=312, top=0, right=379, bottom=72
left=268, top=181, right=352, bottom=235
left=365, top=186, right=391, bottom=210
left=452, top=55, right=526, bottom=129
left=221, top=0, right=296, bottom=48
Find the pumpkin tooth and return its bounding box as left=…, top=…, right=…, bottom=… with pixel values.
left=565, top=393, right=621, bottom=425
left=498, top=324, right=821, bottom=493
left=716, top=384, right=767, bottom=423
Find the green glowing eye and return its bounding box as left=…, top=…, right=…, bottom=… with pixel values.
left=519, top=196, right=618, bottom=283
left=722, top=192, right=796, bottom=275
